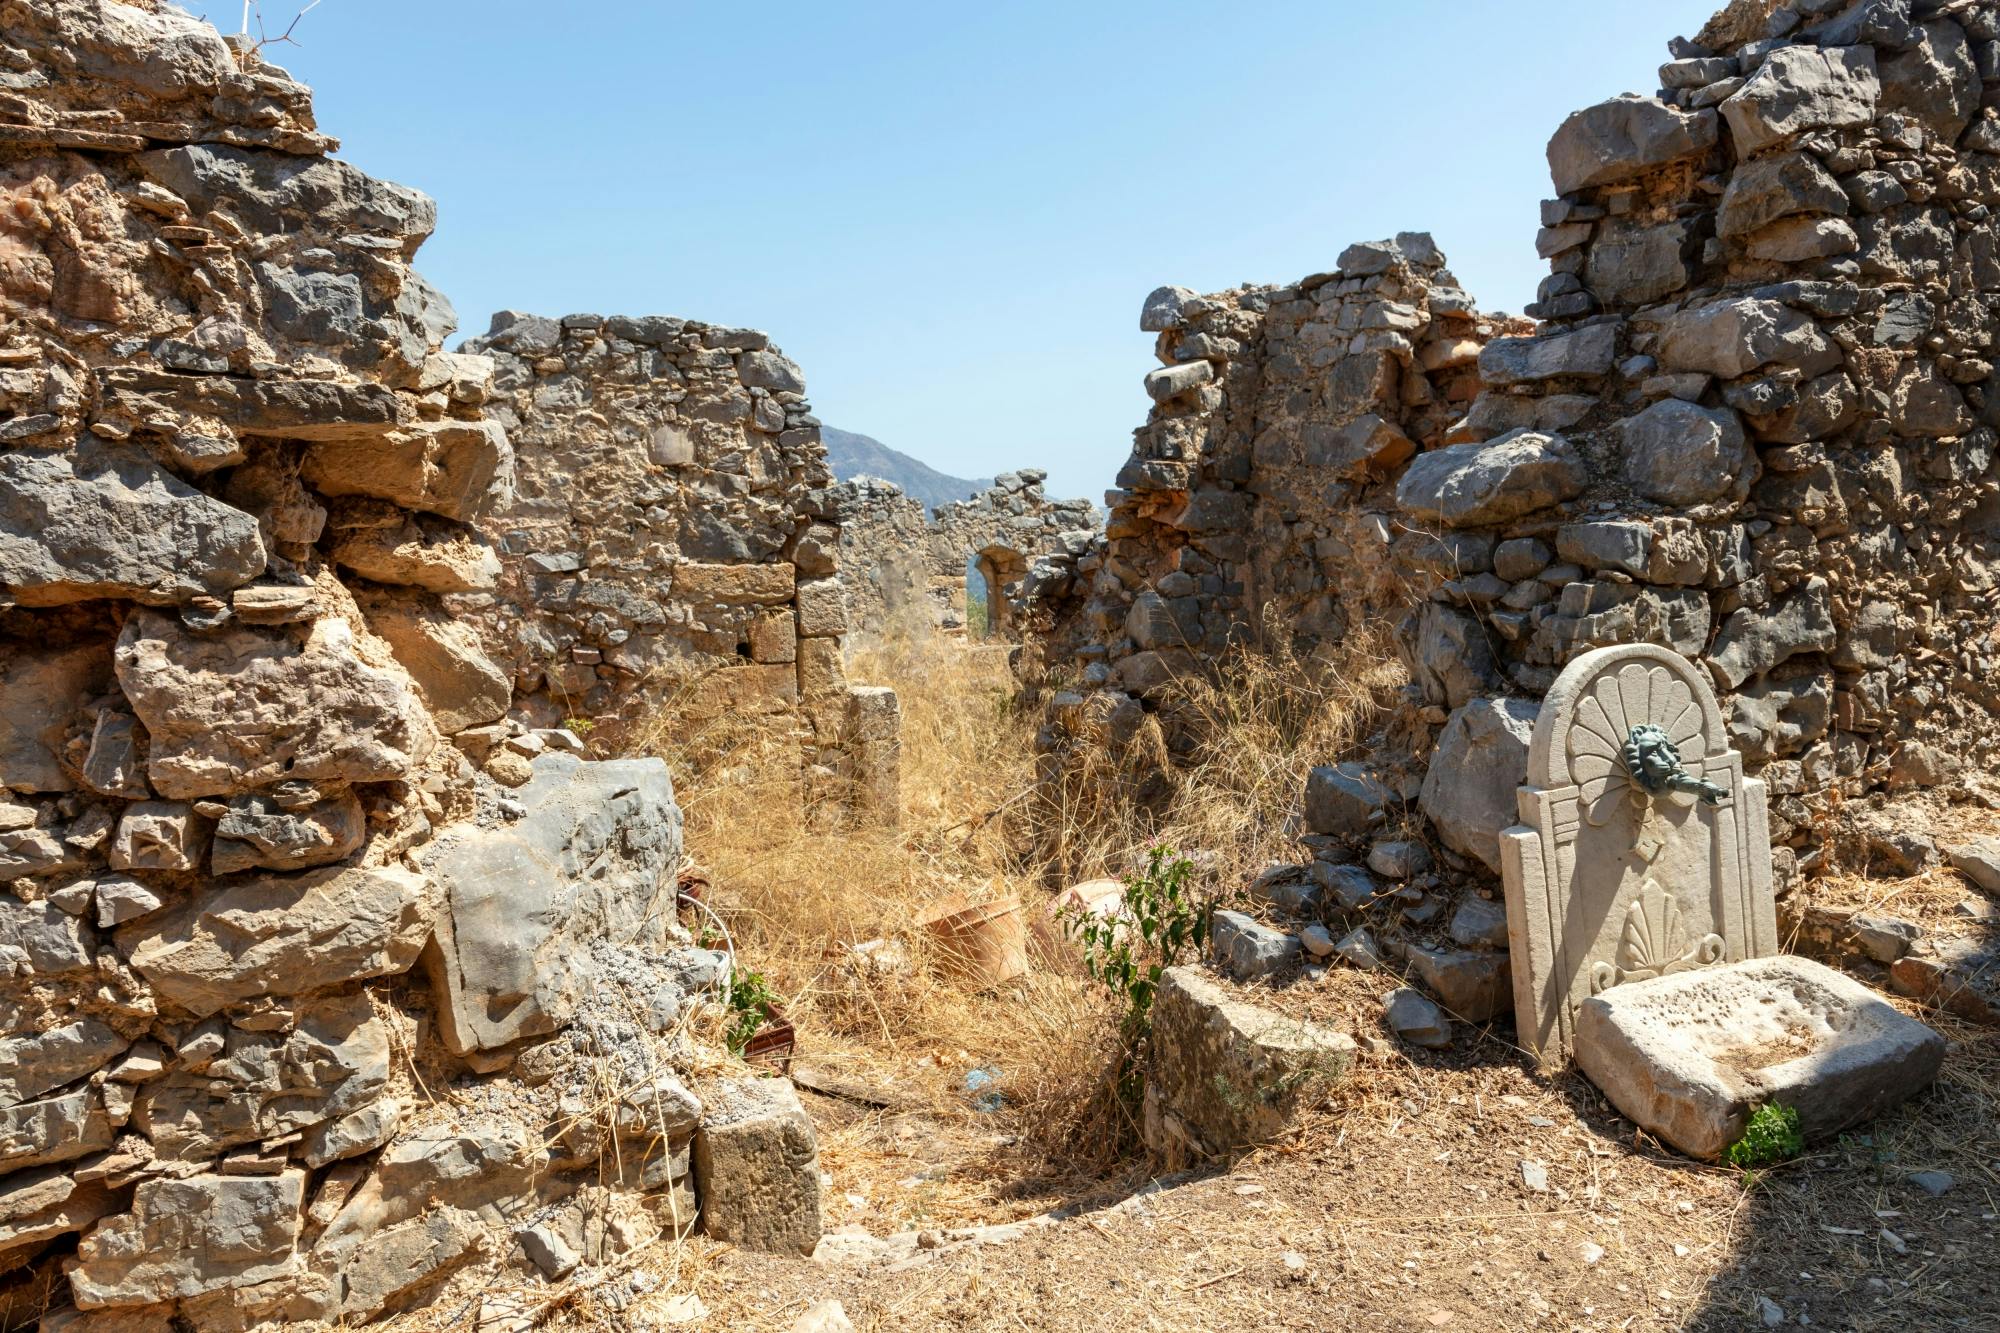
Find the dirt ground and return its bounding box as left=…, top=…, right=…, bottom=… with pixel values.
left=603, top=971, right=1999, bottom=1333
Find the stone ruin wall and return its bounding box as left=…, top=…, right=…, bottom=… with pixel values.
left=1028, top=234, right=1520, bottom=800
left=459, top=311, right=899, bottom=810
left=1031, top=0, right=2000, bottom=1016
left=0, top=5, right=825, bottom=1327
left=832, top=469, right=1097, bottom=643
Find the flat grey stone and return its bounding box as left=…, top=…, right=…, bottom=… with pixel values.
left=1396, top=430, right=1589, bottom=530
left=1477, top=325, right=1619, bottom=386
left=1546, top=93, right=1718, bottom=195
left=1382, top=987, right=1451, bottom=1048
left=1576, top=955, right=1943, bottom=1160
left=1720, top=44, right=1879, bottom=156
left=1210, top=910, right=1299, bottom=981
left=1302, top=763, right=1391, bottom=837
left=1418, top=696, right=1537, bottom=875
left=1615, top=399, right=1751, bottom=505
left=1448, top=896, right=1511, bottom=951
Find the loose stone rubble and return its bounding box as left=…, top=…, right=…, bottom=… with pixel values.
left=0, top=5, right=822, bottom=1326
left=831, top=470, right=1097, bottom=642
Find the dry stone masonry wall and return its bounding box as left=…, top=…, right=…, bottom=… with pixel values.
left=833, top=469, right=1097, bottom=642
left=1038, top=0, right=2000, bottom=891
left=1417, top=0, right=2000, bottom=882
left=459, top=310, right=891, bottom=808
left=0, top=5, right=823, bottom=1326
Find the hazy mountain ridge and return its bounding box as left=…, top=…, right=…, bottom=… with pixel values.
left=822, top=426, right=991, bottom=514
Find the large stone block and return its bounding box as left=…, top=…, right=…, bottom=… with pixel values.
left=302, top=420, right=513, bottom=522
left=1303, top=762, right=1392, bottom=837
left=1576, top=955, right=1942, bottom=1160
left=70, top=1170, right=307, bottom=1308
left=693, top=1078, right=823, bottom=1256
left=1616, top=399, right=1752, bottom=505
left=1720, top=45, right=1879, bottom=156
left=0, top=447, right=265, bottom=606
left=0, top=642, right=114, bottom=793
left=132, top=996, right=391, bottom=1159
left=1395, top=430, right=1588, bottom=529
left=422, top=753, right=682, bottom=1053
left=114, top=610, right=437, bottom=798
left=360, top=595, right=510, bottom=735
left=1477, top=324, right=1619, bottom=385
left=1655, top=297, right=1841, bottom=380
left=123, top=865, right=434, bottom=1017
left=1144, top=967, right=1354, bottom=1159
left=1419, top=696, right=1537, bottom=875
left=1547, top=94, right=1718, bottom=195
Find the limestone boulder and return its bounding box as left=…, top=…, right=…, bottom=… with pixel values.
left=1477, top=324, right=1619, bottom=385
left=0, top=1087, right=114, bottom=1175
left=303, top=419, right=514, bottom=522
left=1303, top=762, right=1392, bottom=837
left=1879, top=20, right=1980, bottom=143
left=70, top=1170, right=307, bottom=1308
left=1708, top=577, right=1836, bottom=689
left=1144, top=966, right=1354, bottom=1159
left=1547, top=94, right=1718, bottom=195
left=421, top=753, right=683, bottom=1053
left=1720, top=45, right=1880, bottom=155
left=0, top=1019, right=125, bottom=1109
left=0, top=447, right=264, bottom=606
left=1716, top=151, right=1849, bottom=241
left=1396, top=430, right=1588, bottom=529
left=1654, top=297, right=1842, bottom=380
left=1616, top=399, right=1753, bottom=505
left=328, top=509, right=501, bottom=592
left=124, top=865, right=434, bottom=1017
left=114, top=610, right=436, bottom=799
left=692, top=1078, right=823, bottom=1256
left=1576, top=956, right=1942, bottom=1160
left=359, top=595, right=510, bottom=734
left=0, top=895, right=96, bottom=976
left=1418, top=697, right=1537, bottom=874
left=209, top=787, right=367, bottom=874
left=1210, top=910, right=1299, bottom=980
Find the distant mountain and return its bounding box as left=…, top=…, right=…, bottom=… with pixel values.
left=822, top=426, right=991, bottom=515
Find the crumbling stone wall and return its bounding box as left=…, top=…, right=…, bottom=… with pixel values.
left=460, top=312, right=898, bottom=809
left=0, top=5, right=819, bottom=1325
left=1032, top=0, right=2000, bottom=1033
left=1398, top=0, right=2000, bottom=880
left=834, top=469, right=1097, bottom=641
left=1027, top=235, right=1519, bottom=813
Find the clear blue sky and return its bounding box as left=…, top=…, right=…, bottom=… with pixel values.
left=262, top=0, right=1715, bottom=503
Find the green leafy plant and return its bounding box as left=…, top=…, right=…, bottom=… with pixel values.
left=725, top=968, right=778, bottom=1055
left=1726, top=1102, right=1804, bottom=1170
left=564, top=716, right=597, bottom=736
left=1063, top=846, right=1215, bottom=1103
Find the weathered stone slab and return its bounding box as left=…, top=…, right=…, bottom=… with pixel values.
left=70, top=1170, right=307, bottom=1307
left=0, top=446, right=265, bottom=606
left=1395, top=430, right=1588, bottom=529
left=123, top=865, right=433, bottom=1016
left=692, top=1077, right=823, bottom=1256
left=115, top=610, right=436, bottom=798
left=1500, top=645, right=1778, bottom=1061
left=1575, top=955, right=1942, bottom=1160
left=303, top=420, right=513, bottom=522
left=1144, top=967, right=1354, bottom=1158
left=0, top=641, right=114, bottom=793
left=421, top=753, right=682, bottom=1053
left=1419, top=696, right=1537, bottom=875
left=1547, top=94, right=1718, bottom=195
left=1210, top=910, right=1298, bottom=980
left=1721, top=45, right=1879, bottom=155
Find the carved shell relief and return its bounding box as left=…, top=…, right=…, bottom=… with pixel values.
left=1565, top=662, right=1708, bottom=826
left=1588, top=878, right=1726, bottom=994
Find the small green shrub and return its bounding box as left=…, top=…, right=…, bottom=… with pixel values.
left=725, top=968, right=778, bottom=1055
left=1726, top=1102, right=1804, bottom=1169
left=1063, top=846, right=1215, bottom=1102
